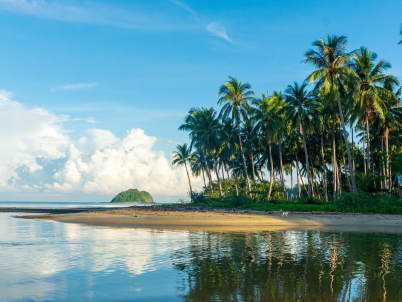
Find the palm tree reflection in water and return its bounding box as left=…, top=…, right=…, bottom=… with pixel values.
left=172, top=231, right=402, bottom=301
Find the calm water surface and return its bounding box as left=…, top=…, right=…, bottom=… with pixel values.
left=0, top=201, right=155, bottom=209
left=1, top=212, right=402, bottom=301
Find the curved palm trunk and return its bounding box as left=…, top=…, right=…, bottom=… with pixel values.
left=231, top=159, right=239, bottom=196
left=268, top=142, right=274, bottom=198
left=301, top=122, right=312, bottom=197
left=295, top=152, right=301, bottom=198
left=337, top=97, right=357, bottom=195
left=184, top=162, right=193, bottom=201
left=213, top=156, right=223, bottom=198
left=238, top=128, right=252, bottom=194
left=320, top=133, right=327, bottom=201
left=201, top=169, right=206, bottom=188
left=202, top=149, right=214, bottom=194
left=277, top=136, right=287, bottom=199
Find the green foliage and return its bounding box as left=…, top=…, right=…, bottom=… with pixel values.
left=187, top=190, right=402, bottom=214
left=111, top=189, right=153, bottom=203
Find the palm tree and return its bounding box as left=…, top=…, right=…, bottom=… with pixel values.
left=179, top=108, right=215, bottom=195
left=349, top=47, right=396, bottom=171
left=283, top=82, right=321, bottom=197
left=172, top=143, right=197, bottom=200
left=218, top=76, right=255, bottom=193
left=194, top=107, right=224, bottom=198
left=220, top=117, right=240, bottom=195
left=377, top=79, right=402, bottom=192
left=303, top=35, right=358, bottom=195
left=251, top=92, right=282, bottom=198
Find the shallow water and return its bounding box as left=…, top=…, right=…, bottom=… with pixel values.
left=0, top=201, right=154, bottom=209
left=1, top=212, right=402, bottom=301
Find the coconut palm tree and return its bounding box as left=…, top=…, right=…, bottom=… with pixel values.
left=252, top=92, right=282, bottom=198
left=172, top=143, right=197, bottom=200
left=194, top=107, right=224, bottom=198
left=376, top=78, right=402, bottom=192
left=283, top=82, right=321, bottom=197
left=303, top=35, right=358, bottom=195
left=220, top=117, right=240, bottom=195
left=349, top=47, right=397, bottom=171
left=179, top=108, right=214, bottom=194
left=218, top=76, right=255, bottom=193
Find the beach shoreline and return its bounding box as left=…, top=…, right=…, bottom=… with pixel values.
left=5, top=205, right=402, bottom=233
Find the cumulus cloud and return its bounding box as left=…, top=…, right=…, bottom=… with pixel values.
left=206, top=22, right=232, bottom=43
left=0, top=92, right=201, bottom=198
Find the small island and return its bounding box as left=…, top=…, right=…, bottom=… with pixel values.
left=111, top=189, right=154, bottom=203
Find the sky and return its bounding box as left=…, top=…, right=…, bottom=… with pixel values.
left=0, top=0, right=401, bottom=202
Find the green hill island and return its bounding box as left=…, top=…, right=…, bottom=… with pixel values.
left=110, top=189, right=154, bottom=203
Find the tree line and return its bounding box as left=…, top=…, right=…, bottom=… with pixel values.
left=173, top=35, right=402, bottom=203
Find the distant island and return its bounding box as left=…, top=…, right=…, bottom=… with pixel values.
left=111, top=189, right=154, bottom=203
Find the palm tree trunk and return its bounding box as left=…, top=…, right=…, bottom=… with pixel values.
left=226, top=164, right=230, bottom=179
left=351, top=125, right=355, bottom=172
left=386, top=130, right=390, bottom=194
left=363, top=127, right=366, bottom=174
left=184, top=162, right=193, bottom=201
left=337, top=97, right=357, bottom=195
left=238, top=128, right=252, bottom=194
left=332, top=113, right=338, bottom=199
left=202, top=149, right=214, bottom=194
left=231, top=159, right=239, bottom=196
left=213, top=156, right=223, bottom=198
left=295, top=152, right=301, bottom=198
left=291, top=163, right=294, bottom=200
left=381, top=137, right=385, bottom=191
left=221, top=165, right=225, bottom=181
left=268, top=142, right=274, bottom=198
left=278, top=136, right=287, bottom=199
left=339, top=128, right=352, bottom=193
left=308, top=151, right=316, bottom=197
left=366, top=118, right=371, bottom=170
left=320, top=133, right=327, bottom=201
left=250, top=152, right=256, bottom=183
left=301, top=122, right=312, bottom=197
left=201, top=169, right=206, bottom=188
left=297, top=163, right=309, bottom=195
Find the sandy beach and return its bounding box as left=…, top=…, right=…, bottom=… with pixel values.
left=11, top=205, right=402, bottom=233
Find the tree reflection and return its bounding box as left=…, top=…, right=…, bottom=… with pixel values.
left=172, top=231, right=402, bottom=301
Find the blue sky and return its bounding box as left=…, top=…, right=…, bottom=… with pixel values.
left=0, top=0, right=401, bottom=201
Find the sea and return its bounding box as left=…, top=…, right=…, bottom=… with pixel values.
left=1, top=201, right=402, bottom=301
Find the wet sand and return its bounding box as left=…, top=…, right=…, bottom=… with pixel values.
left=12, top=205, right=402, bottom=233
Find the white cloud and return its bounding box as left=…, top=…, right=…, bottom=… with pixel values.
left=169, top=0, right=196, bottom=16
left=0, top=0, right=192, bottom=30
left=60, top=115, right=98, bottom=123
left=56, top=83, right=97, bottom=90
left=0, top=89, right=14, bottom=100
left=0, top=92, right=201, bottom=198
left=206, top=22, right=232, bottom=43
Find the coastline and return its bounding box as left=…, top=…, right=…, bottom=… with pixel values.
left=8, top=205, right=402, bottom=233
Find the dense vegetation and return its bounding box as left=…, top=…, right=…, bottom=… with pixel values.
left=172, top=35, right=402, bottom=213
left=111, top=189, right=154, bottom=203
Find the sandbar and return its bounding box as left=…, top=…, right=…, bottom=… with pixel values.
left=12, top=205, right=402, bottom=233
